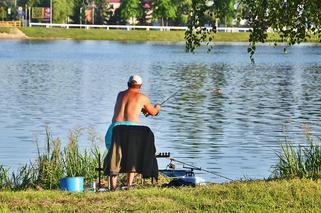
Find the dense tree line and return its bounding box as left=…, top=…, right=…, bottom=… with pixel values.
left=0, top=0, right=236, bottom=26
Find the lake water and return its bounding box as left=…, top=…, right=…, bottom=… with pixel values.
left=0, top=40, right=320, bottom=182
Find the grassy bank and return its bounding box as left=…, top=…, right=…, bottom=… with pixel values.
left=21, top=27, right=250, bottom=41
left=20, top=27, right=187, bottom=42
left=16, top=27, right=320, bottom=43
left=19, top=27, right=251, bottom=42
left=0, top=179, right=320, bottom=212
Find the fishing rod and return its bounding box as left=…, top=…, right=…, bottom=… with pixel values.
left=168, top=157, right=233, bottom=181
left=159, top=88, right=182, bottom=106
left=144, top=88, right=182, bottom=117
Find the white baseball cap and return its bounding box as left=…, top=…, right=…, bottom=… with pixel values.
left=128, top=75, right=143, bottom=85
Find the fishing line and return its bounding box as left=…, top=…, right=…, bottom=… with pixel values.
left=0, top=78, right=18, bottom=92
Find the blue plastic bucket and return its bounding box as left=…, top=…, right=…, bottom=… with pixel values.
left=59, top=177, right=84, bottom=192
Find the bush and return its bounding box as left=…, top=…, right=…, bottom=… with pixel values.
left=272, top=127, right=321, bottom=179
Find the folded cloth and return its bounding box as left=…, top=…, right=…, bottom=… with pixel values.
left=103, top=125, right=158, bottom=179
left=105, top=121, right=137, bottom=150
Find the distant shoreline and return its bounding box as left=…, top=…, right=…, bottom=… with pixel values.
left=0, top=27, right=320, bottom=44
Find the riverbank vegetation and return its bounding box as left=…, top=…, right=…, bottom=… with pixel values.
left=0, top=127, right=100, bottom=191
left=13, top=27, right=321, bottom=43
left=19, top=27, right=187, bottom=42
left=0, top=179, right=321, bottom=212
left=272, top=126, right=321, bottom=180
left=0, top=127, right=320, bottom=211
left=1, top=127, right=321, bottom=191
left=0, top=127, right=169, bottom=191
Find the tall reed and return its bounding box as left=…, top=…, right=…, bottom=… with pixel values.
left=63, top=128, right=100, bottom=181
left=272, top=127, right=321, bottom=179
left=0, top=165, right=11, bottom=190
left=11, top=164, right=36, bottom=190
left=34, top=128, right=64, bottom=189
left=0, top=127, right=102, bottom=190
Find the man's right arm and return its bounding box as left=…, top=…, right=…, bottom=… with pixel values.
left=142, top=96, right=160, bottom=116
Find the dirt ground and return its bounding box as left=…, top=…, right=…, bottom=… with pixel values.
left=0, top=28, right=28, bottom=39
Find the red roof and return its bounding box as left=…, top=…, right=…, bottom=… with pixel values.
left=107, top=0, right=151, bottom=3
left=143, top=3, right=151, bottom=9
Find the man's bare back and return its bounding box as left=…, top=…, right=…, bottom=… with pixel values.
left=112, top=78, right=160, bottom=123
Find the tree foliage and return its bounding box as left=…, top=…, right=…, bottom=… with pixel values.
left=185, top=0, right=216, bottom=53
left=69, top=0, right=85, bottom=24
left=173, top=0, right=192, bottom=26
left=25, top=0, right=49, bottom=7
left=99, top=1, right=111, bottom=25
left=185, top=0, right=321, bottom=62
left=52, top=0, right=73, bottom=23
left=0, top=7, right=6, bottom=21
left=215, top=0, right=235, bottom=26
left=120, top=0, right=143, bottom=24
left=151, top=0, right=177, bottom=26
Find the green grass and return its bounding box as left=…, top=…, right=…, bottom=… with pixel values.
left=17, top=27, right=321, bottom=43
left=20, top=27, right=186, bottom=42
left=0, top=26, right=320, bottom=43
left=0, top=27, right=11, bottom=33
left=0, top=179, right=320, bottom=212
left=267, top=33, right=321, bottom=43
left=19, top=27, right=252, bottom=42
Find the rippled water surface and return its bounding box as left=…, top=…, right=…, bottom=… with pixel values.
left=0, top=40, right=320, bottom=182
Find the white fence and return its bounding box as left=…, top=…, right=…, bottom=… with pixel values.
left=29, top=22, right=252, bottom=32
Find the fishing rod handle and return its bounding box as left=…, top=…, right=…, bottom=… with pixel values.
left=145, top=112, right=159, bottom=117
left=143, top=104, right=160, bottom=117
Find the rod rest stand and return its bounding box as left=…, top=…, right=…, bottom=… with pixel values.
left=155, top=152, right=170, bottom=158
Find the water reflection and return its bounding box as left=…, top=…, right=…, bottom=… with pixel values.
left=0, top=40, right=320, bottom=182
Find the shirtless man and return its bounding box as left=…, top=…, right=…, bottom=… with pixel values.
left=105, top=75, right=160, bottom=189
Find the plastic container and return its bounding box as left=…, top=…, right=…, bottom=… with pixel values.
left=90, top=181, right=96, bottom=192
left=59, top=177, right=84, bottom=192
left=179, top=176, right=206, bottom=185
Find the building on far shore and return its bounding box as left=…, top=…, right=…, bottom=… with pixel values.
left=107, top=0, right=121, bottom=11
left=106, top=0, right=152, bottom=25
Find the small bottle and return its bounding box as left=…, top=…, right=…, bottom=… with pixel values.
left=90, top=181, right=96, bottom=192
